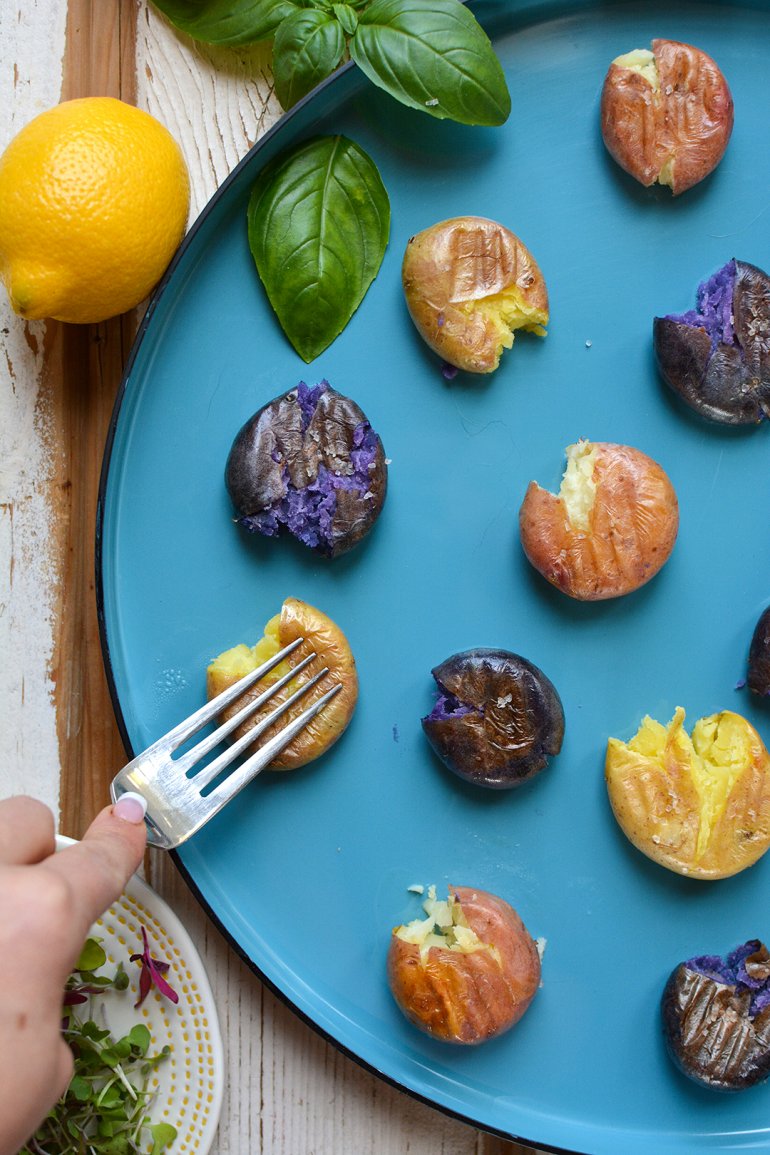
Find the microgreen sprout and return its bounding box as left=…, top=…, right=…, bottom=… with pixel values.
left=20, top=934, right=178, bottom=1155
left=130, top=926, right=179, bottom=1009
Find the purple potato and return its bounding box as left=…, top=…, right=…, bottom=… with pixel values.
left=421, top=648, right=564, bottom=789
left=225, top=380, right=387, bottom=557
left=748, top=607, right=770, bottom=698
left=653, top=259, right=770, bottom=425
left=662, top=941, right=770, bottom=1091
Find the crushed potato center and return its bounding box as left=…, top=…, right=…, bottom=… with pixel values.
left=613, top=48, right=660, bottom=90
left=559, top=440, right=597, bottom=532
left=625, top=708, right=750, bottom=859
left=395, top=886, right=499, bottom=963
left=207, top=612, right=293, bottom=684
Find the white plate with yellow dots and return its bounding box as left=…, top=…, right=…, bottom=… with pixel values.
left=57, top=835, right=224, bottom=1155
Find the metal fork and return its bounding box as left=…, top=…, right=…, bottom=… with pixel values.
left=110, top=638, right=342, bottom=850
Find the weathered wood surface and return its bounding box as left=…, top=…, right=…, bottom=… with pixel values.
left=0, top=2, right=545, bottom=1152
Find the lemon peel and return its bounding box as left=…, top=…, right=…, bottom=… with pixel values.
left=0, top=97, right=190, bottom=324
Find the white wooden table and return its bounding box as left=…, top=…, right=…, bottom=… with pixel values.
left=0, top=3, right=546, bottom=1152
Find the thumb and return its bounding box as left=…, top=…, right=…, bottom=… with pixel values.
left=46, top=801, right=148, bottom=946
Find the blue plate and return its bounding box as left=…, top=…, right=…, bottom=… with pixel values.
left=98, top=3, right=770, bottom=1151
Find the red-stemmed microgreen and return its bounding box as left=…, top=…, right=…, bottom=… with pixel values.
left=130, top=926, right=179, bottom=1009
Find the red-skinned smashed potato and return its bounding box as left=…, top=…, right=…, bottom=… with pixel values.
left=401, top=216, right=548, bottom=374
left=519, top=440, right=679, bottom=601
left=606, top=708, right=770, bottom=880
left=387, top=885, right=541, bottom=1044
left=601, top=39, right=733, bottom=195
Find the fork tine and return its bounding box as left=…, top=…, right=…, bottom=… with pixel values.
left=190, top=665, right=333, bottom=791
left=206, top=683, right=343, bottom=807
left=148, top=636, right=305, bottom=754
left=172, top=650, right=317, bottom=775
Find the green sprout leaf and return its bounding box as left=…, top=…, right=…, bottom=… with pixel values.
left=150, top=1122, right=179, bottom=1153
left=248, top=134, right=390, bottom=361
left=126, top=1023, right=152, bottom=1054
left=273, top=9, right=346, bottom=108
left=350, top=0, right=511, bottom=125
left=151, top=0, right=299, bottom=45
left=76, top=937, right=107, bottom=973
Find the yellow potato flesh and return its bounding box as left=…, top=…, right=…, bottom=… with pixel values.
left=558, top=440, right=597, bottom=532
left=620, top=708, right=751, bottom=862
left=466, top=285, right=548, bottom=351
left=613, top=48, right=659, bottom=89
left=395, top=886, right=496, bottom=962
left=208, top=612, right=292, bottom=685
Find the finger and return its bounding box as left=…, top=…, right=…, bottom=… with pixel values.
left=41, top=802, right=147, bottom=943
left=0, top=795, right=55, bottom=864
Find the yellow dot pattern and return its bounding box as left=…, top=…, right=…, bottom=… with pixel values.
left=94, top=887, right=221, bottom=1153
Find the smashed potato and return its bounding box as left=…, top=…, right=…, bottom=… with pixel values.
left=401, top=216, right=548, bottom=374
left=387, top=885, right=541, bottom=1044
left=519, top=440, right=679, bottom=600
left=601, top=39, right=733, bottom=195
left=206, top=596, right=357, bottom=770
left=606, top=707, right=770, bottom=879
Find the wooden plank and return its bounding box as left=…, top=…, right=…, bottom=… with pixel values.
left=54, top=0, right=138, bottom=837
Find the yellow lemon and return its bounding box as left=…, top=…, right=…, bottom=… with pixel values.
left=0, top=97, right=190, bottom=324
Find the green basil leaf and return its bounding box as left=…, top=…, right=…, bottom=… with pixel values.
left=349, top=0, right=510, bottom=125
left=273, top=10, right=346, bottom=108
left=333, top=3, right=358, bottom=34
left=248, top=135, right=390, bottom=362
left=150, top=0, right=300, bottom=45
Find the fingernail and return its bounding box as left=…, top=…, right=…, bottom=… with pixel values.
left=113, top=792, right=148, bottom=825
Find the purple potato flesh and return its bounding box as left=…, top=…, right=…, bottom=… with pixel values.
left=225, top=380, right=387, bottom=558
left=661, top=941, right=770, bottom=1091
left=653, top=259, right=770, bottom=425
left=748, top=607, right=770, bottom=698
left=421, top=648, right=564, bottom=789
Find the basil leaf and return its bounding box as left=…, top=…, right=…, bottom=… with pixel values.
left=333, top=3, right=358, bottom=35
left=349, top=0, right=510, bottom=125
left=248, top=135, right=390, bottom=362
left=273, top=9, right=346, bottom=108
left=150, top=0, right=300, bottom=45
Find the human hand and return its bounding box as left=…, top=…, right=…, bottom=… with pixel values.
left=0, top=794, right=147, bottom=1155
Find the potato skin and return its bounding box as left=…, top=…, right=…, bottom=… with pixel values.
left=226, top=382, right=387, bottom=557
left=748, top=607, right=770, bottom=698
left=662, top=949, right=770, bottom=1091
left=206, top=597, right=357, bottom=770
left=519, top=442, right=679, bottom=600
left=422, top=648, right=564, bottom=789
left=605, top=710, right=770, bottom=880
left=401, top=216, right=548, bottom=373
left=387, top=887, right=541, bottom=1044
left=654, top=260, right=770, bottom=425
left=601, top=39, right=733, bottom=195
